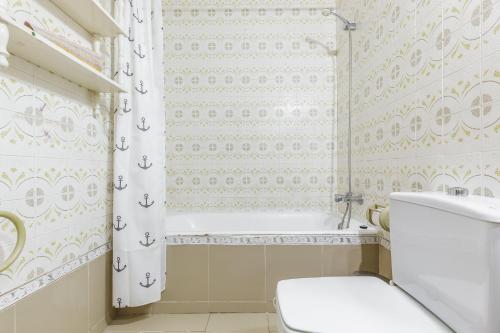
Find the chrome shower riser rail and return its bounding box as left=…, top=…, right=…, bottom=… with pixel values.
left=322, top=8, right=362, bottom=229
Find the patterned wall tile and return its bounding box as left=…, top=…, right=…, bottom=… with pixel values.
left=0, top=1, right=112, bottom=297
left=483, top=150, right=500, bottom=197
left=163, top=5, right=337, bottom=211
left=482, top=0, right=500, bottom=57
left=337, top=0, right=500, bottom=220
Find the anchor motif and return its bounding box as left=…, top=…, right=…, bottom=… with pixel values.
left=121, top=99, right=132, bottom=113
left=39, top=103, right=46, bottom=113
left=134, top=44, right=146, bottom=59
left=135, top=80, right=148, bottom=94
left=123, top=62, right=134, bottom=77
left=139, top=232, right=156, bottom=247
left=113, top=257, right=127, bottom=272
left=133, top=8, right=143, bottom=23
left=116, top=297, right=126, bottom=309
left=127, top=27, right=134, bottom=42
left=136, top=117, right=150, bottom=131
left=113, top=216, right=127, bottom=231
left=114, top=175, right=128, bottom=191
left=139, top=272, right=156, bottom=288
left=138, top=155, right=153, bottom=169
left=115, top=136, right=130, bottom=151
left=139, top=193, right=155, bottom=208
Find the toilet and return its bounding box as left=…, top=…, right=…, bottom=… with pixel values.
left=275, top=192, right=500, bottom=333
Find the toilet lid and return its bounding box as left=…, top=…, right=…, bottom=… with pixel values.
left=276, top=276, right=452, bottom=333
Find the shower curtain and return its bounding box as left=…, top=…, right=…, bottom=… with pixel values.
left=112, top=0, right=166, bottom=308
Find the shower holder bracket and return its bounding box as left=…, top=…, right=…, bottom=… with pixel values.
left=344, top=22, right=357, bottom=31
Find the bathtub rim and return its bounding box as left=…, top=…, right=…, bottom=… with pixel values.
left=163, top=211, right=379, bottom=245
left=164, top=211, right=377, bottom=236
left=164, top=233, right=380, bottom=246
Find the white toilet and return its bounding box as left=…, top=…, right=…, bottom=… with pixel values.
left=275, top=192, right=500, bottom=333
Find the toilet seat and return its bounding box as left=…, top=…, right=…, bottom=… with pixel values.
left=275, top=276, right=452, bottom=333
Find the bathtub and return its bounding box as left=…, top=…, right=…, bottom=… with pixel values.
left=158, top=212, right=380, bottom=314
left=164, top=211, right=378, bottom=245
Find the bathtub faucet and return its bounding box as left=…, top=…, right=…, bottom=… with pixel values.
left=334, top=192, right=363, bottom=205
left=335, top=192, right=364, bottom=230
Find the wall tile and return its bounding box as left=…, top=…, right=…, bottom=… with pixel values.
left=89, top=252, right=113, bottom=329
left=0, top=0, right=113, bottom=297
left=16, top=266, right=89, bottom=333
left=162, top=245, right=209, bottom=302
left=163, top=5, right=337, bottom=211
left=482, top=53, right=500, bottom=153
left=322, top=244, right=379, bottom=276
left=152, top=301, right=210, bottom=314
left=265, top=245, right=322, bottom=302
left=339, top=0, right=500, bottom=221
left=482, top=0, right=500, bottom=57
left=378, top=245, right=393, bottom=280
left=208, top=301, right=269, bottom=313
left=209, top=245, right=265, bottom=302
left=0, top=306, right=15, bottom=333
left=483, top=150, right=500, bottom=197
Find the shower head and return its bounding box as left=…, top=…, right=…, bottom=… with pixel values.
left=322, top=8, right=357, bottom=31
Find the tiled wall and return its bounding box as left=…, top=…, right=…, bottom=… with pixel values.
left=335, top=0, right=500, bottom=219
left=0, top=252, right=113, bottom=333
left=163, top=0, right=338, bottom=212
left=0, top=0, right=112, bottom=302
left=116, top=244, right=378, bottom=315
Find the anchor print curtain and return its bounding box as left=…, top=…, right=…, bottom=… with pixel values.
left=112, top=0, right=166, bottom=308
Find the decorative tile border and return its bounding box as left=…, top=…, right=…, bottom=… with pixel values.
left=165, top=233, right=379, bottom=245
left=0, top=242, right=111, bottom=311
left=1, top=234, right=391, bottom=311
left=379, top=237, right=391, bottom=250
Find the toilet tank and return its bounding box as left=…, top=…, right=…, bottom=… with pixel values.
left=390, top=192, right=500, bottom=333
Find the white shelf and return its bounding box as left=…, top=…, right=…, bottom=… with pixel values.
left=0, top=15, right=126, bottom=93
left=50, top=0, right=124, bottom=37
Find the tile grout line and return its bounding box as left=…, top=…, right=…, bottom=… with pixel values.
left=204, top=312, right=211, bottom=332
left=207, top=245, right=210, bottom=310
left=320, top=245, right=325, bottom=276
left=87, top=261, right=91, bottom=333
left=14, top=304, right=17, bottom=333
left=263, top=244, right=267, bottom=306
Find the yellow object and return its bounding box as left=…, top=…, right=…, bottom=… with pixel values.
left=0, top=211, right=26, bottom=273
left=366, top=204, right=390, bottom=232
left=379, top=207, right=390, bottom=232
left=366, top=204, right=386, bottom=225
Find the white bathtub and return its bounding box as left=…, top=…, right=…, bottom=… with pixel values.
left=164, top=212, right=378, bottom=245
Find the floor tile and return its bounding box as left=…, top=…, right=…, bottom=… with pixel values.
left=206, top=313, right=269, bottom=332
left=104, top=331, right=189, bottom=333
left=106, top=314, right=209, bottom=332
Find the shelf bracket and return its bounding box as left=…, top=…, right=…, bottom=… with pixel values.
left=93, top=91, right=101, bottom=115
left=92, top=33, right=102, bottom=53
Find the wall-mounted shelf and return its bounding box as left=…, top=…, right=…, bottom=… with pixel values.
left=50, top=0, right=124, bottom=37
left=0, top=14, right=126, bottom=93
